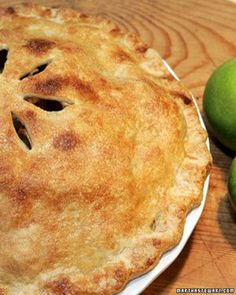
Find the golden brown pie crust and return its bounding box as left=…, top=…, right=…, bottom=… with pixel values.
left=0, top=4, right=211, bottom=294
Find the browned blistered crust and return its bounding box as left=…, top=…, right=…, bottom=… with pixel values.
left=0, top=4, right=211, bottom=295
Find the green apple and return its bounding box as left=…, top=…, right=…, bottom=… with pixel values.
left=203, top=58, right=236, bottom=151
left=228, top=157, right=236, bottom=210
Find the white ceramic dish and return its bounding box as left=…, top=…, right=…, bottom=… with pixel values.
left=118, top=60, right=211, bottom=295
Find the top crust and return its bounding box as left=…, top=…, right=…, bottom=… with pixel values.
left=0, top=4, right=211, bottom=295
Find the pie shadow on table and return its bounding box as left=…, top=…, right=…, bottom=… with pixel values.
left=142, top=236, right=193, bottom=295
left=217, top=195, right=236, bottom=250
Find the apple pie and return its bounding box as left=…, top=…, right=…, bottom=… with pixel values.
left=0, top=4, right=211, bottom=294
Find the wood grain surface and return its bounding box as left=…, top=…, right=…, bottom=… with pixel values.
left=1, top=0, right=235, bottom=293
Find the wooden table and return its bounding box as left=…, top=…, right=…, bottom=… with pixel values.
left=1, top=0, right=235, bottom=293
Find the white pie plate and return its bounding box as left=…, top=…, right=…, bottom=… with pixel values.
left=118, top=61, right=211, bottom=295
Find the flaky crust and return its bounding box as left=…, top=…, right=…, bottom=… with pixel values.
left=0, top=4, right=211, bottom=295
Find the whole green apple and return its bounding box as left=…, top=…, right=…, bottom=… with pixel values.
left=203, top=58, right=236, bottom=151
